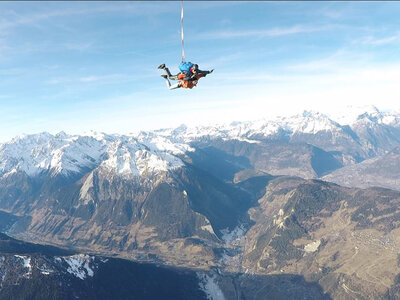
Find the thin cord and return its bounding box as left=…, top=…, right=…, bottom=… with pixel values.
left=181, top=0, right=185, bottom=62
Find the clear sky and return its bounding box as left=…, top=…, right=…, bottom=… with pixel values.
left=1, top=1, right=400, bottom=141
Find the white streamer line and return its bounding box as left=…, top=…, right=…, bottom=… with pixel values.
left=181, top=0, right=185, bottom=62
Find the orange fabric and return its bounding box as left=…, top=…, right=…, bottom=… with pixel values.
left=179, top=73, right=206, bottom=89
left=181, top=80, right=198, bottom=89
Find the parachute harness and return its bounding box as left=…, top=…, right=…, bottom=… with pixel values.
left=181, top=0, right=185, bottom=62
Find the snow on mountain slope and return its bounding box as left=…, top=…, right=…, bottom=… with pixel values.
left=159, top=108, right=400, bottom=146
left=98, top=135, right=184, bottom=177
left=1, top=108, right=399, bottom=179
left=0, top=133, right=105, bottom=177
left=157, top=110, right=361, bottom=142
left=0, top=132, right=186, bottom=178
left=327, top=105, right=400, bottom=126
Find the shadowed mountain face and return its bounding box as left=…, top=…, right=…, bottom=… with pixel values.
left=0, top=211, right=19, bottom=233
left=0, top=233, right=331, bottom=300
left=190, top=139, right=344, bottom=180
left=0, top=164, right=255, bottom=269
left=0, top=233, right=206, bottom=300
left=323, top=146, right=400, bottom=191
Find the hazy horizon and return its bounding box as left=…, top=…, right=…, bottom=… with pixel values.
left=1, top=1, right=400, bottom=141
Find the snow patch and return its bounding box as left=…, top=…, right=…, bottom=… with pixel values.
left=197, top=273, right=226, bottom=300
left=14, top=255, right=32, bottom=272
left=63, top=254, right=94, bottom=280
left=14, top=255, right=32, bottom=277
left=220, top=225, right=245, bottom=244
left=38, top=263, right=54, bottom=275
left=227, top=137, right=260, bottom=144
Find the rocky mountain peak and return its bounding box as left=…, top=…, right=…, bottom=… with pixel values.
left=0, top=132, right=186, bottom=179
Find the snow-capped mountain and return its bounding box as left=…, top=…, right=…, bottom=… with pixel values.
left=0, top=132, right=190, bottom=179
left=2, top=108, right=400, bottom=299
left=157, top=106, right=400, bottom=146
left=325, top=105, right=400, bottom=126
left=0, top=106, right=399, bottom=181
left=0, top=133, right=105, bottom=177
left=155, top=111, right=342, bottom=143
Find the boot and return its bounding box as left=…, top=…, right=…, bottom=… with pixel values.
left=158, top=64, right=166, bottom=69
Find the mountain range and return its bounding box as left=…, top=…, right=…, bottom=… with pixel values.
left=1, top=106, right=400, bottom=299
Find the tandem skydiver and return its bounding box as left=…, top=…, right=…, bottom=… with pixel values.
left=158, top=62, right=213, bottom=90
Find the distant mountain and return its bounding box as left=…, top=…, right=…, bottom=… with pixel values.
left=323, top=145, right=400, bottom=191
left=2, top=107, right=399, bottom=180
left=189, top=138, right=343, bottom=179
left=157, top=107, right=400, bottom=165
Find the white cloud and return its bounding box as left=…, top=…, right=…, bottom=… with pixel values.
left=196, top=24, right=335, bottom=40
left=45, top=73, right=149, bottom=85
left=359, top=32, right=400, bottom=46
left=0, top=3, right=177, bottom=32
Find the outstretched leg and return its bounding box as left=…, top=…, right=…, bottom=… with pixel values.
left=158, top=64, right=172, bottom=76
left=159, top=64, right=180, bottom=80
left=161, top=75, right=181, bottom=90
left=163, top=67, right=173, bottom=77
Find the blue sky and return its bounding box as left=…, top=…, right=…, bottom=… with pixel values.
left=1, top=1, right=400, bottom=141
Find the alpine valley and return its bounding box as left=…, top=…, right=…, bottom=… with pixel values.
left=1, top=106, right=400, bottom=299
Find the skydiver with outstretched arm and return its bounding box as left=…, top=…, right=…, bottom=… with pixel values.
left=158, top=63, right=213, bottom=90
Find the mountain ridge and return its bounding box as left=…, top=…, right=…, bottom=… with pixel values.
left=1, top=107, right=400, bottom=180
left=1, top=107, right=400, bottom=299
